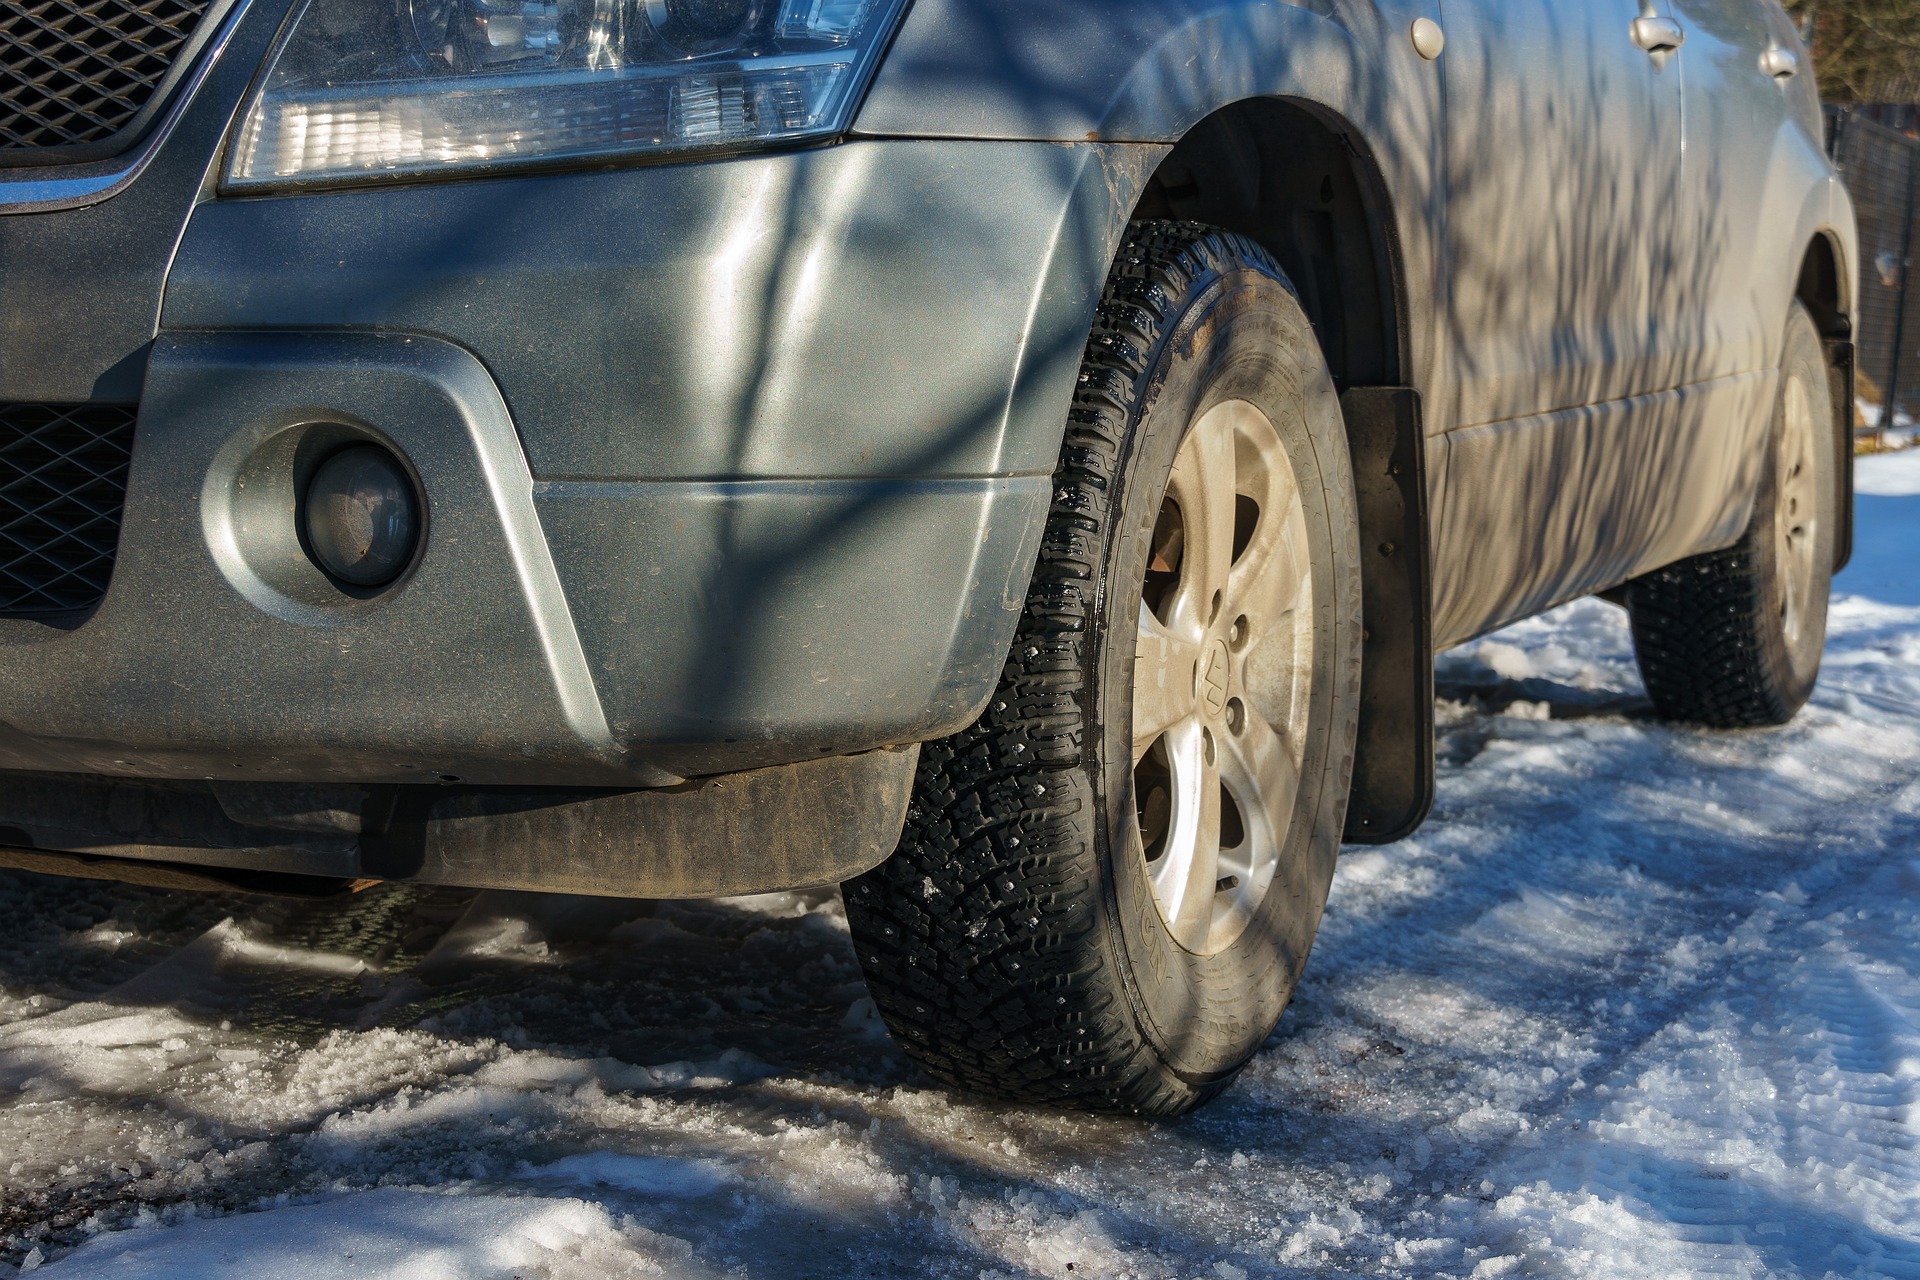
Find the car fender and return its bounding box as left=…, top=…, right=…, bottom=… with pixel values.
left=1821, top=173, right=1861, bottom=336
left=1766, top=133, right=1856, bottom=361
left=855, top=0, right=1384, bottom=145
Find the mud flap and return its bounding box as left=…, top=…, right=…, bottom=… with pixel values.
left=1339, top=387, right=1435, bottom=844
left=1826, top=337, right=1855, bottom=573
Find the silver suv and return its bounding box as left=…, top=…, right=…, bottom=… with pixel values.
left=0, top=0, right=1855, bottom=1114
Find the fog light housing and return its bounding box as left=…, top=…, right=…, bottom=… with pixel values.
left=302, top=445, right=420, bottom=587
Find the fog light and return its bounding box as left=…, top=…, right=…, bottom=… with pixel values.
left=303, top=445, right=420, bottom=587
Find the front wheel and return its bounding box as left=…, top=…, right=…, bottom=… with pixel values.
left=842, top=222, right=1363, bottom=1116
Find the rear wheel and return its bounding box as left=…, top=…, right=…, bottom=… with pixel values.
left=1627, top=301, right=1836, bottom=726
left=842, top=221, right=1362, bottom=1116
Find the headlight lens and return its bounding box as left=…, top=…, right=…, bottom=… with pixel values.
left=226, top=0, right=907, bottom=187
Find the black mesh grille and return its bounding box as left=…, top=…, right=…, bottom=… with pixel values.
left=0, top=0, right=213, bottom=150
left=0, top=404, right=135, bottom=617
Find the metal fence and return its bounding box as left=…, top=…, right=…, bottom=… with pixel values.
left=1830, top=106, right=1920, bottom=436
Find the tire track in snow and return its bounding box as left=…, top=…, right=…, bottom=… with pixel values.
left=1453, top=863, right=1920, bottom=1278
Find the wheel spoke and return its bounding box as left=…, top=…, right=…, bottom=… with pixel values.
left=1148, top=719, right=1222, bottom=953
left=1774, top=373, right=1821, bottom=647
left=1228, top=498, right=1309, bottom=641
left=1163, top=412, right=1238, bottom=636
left=1135, top=604, right=1202, bottom=762
left=1217, top=706, right=1298, bottom=889
left=1218, top=401, right=1308, bottom=641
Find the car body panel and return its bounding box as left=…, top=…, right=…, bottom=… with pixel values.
left=858, top=0, right=1451, bottom=427
left=1432, top=0, right=1685, bottom=429
left=860, top=0, right=1383, bottom=145
left=1429, top=372, right=1774, bottom=647
left=1425, top=0, right=1856, bottom=646
left=0, top=329, right=1053, bottom=785
left=1666, top=0, right=1839, bottom=380
left=166, top=140, right=1162, bottom=482
left=534, top=472, right=1048, bottom=776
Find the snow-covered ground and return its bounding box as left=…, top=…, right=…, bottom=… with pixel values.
left=3, top=455, right=1919, bottom=1279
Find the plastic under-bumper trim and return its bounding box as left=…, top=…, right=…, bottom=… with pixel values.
left=0, top=745, right=917, bottom=898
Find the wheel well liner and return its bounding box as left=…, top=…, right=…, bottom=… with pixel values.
left=1131, top=98, right=1406, bottom=391
left=1795, top=231, right=1848, bottom=340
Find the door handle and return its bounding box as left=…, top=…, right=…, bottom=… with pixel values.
left=1761, top=46, right=1799, bottom=80
left=1631, top=15, right=1686, bottom=54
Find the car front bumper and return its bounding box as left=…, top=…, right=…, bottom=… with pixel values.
left=0, top=139, right=1158, bottom=789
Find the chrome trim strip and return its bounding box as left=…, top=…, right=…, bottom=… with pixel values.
left=0, top=0, right=253, bottom=217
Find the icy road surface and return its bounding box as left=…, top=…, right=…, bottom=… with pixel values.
left=3, top=453, right=1920, bottom=1279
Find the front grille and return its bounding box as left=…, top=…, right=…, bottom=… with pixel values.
left=0, top=403, right=135, bottom=618
left=0, top=0, right=214, bottom=151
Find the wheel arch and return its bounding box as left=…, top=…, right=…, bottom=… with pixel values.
left=1129, top=97, right=1408, bottom=392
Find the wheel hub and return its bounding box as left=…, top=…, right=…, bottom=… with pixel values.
left=1198, top=638, right=1231, bottom=718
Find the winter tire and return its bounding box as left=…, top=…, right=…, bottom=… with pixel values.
left=1627, top=301, right=1837, bottom=727
left=842, top=221, right=1364, bottom=1117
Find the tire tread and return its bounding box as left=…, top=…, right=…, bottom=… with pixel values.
left=1627, top=539, right=1794, bottom=726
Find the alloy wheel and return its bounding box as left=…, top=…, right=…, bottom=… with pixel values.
left=1131, top=399, right=1314, bottom=955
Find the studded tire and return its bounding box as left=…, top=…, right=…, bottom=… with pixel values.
left=1626, top=302, right=1837, bottom=727
left=841, top=221, right=1363, bottom=1117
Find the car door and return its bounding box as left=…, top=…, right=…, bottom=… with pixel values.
left=1427, top=0, right=1689, bottom=647
left=1433, top=0, right=1685, bottom=426
left=1659, top=0, right=1822, bottom=384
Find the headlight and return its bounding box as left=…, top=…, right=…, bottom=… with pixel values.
left=225, top=0, right=908, bottom=187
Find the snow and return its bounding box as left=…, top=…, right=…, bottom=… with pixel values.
left=1855, top=447, right=1920, bottom=495
left=520, top=1152, right=735, bottom=1198
left=29, top=1189, right=693, bottom=1278
left=2, top=452, right=1919, bottom=1277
